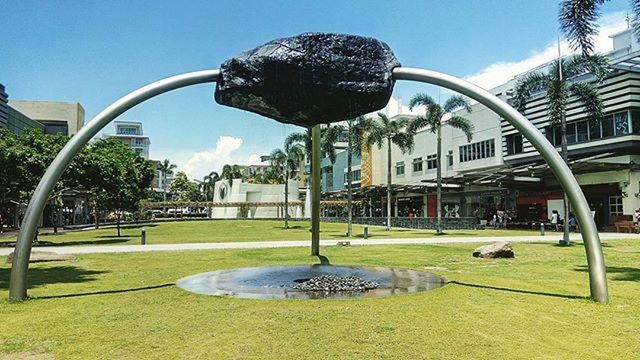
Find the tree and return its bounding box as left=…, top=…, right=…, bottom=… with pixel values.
left=560, top=0, right=640, bottom=55
left=365, top=113, right=417, bottom=230
left=221, top=164, right=244, bottom=187
left=169, top=172, right=201, bottom=202
left=271, top=144, right=305, bottom=229
left=157, top=159, right=177, bottom=212
left=88, top=138, right=154, bottom=236
left=343, top=116, right=373, bottom=237
left=409, top=94, right=475, bottom=235
left=513, top=54, right=609, bottom=243
left=202, top=171, right=220, bottom=201
left=284, top=124, right=344, bottom=166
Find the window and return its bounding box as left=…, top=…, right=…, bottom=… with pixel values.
left=632, top=110, right=640, bottom=133
left=426, top=154, right=437, bottom=169
left=601, top=116, right=614, bottom=138
left=396, top=161, right=405, bottom=175
left=412, top=157, right=423, bottom=172
left=609, top=195, right=624, bottom=216
left=505, top=134, right=523, bottom=155
left=614, top=112, right=629, bottom=135
left=576, top=121, right=589, bottom=142
left=324, top=167, right=333, bottom=188
left=447, top=150, right=453, bottom=168
left=566, top=123, right=577, bottom=144
left=343, top=169, right=361, bottom=184
left=459, top=139, right=495, bottom=162
left=117, top=126, right=140, bottom=135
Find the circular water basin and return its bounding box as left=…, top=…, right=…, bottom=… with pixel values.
left=176, top=265, right=446, bottom=299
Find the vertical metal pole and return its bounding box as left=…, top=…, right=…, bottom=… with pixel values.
left=311, top=125, right=321, bottom=256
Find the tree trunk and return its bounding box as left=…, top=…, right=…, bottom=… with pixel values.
left=436, top=124, right=443, bottom=235
left=284, top=167, right=289, bottom=229
left=347, top=133, right=353, bottom=237
left=95, top=210, right=100, bottom=229
left=116, top=211, right=121, bottom=237
left=162, top=173, right=167, bottom=213
left=386, top=137, right=392, bottom=231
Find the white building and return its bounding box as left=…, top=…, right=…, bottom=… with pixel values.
left=105, top=121, right=151, bottom=159
left=210, top=179, right=299, bottom=219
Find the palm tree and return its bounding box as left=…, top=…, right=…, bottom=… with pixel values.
left=157, top=159, right=177, bottom=212
left=409, top=94, right=475, bottom=235
left=221, top=164, right=243, bottom=186
left=513, top=53, right=609, bottom=244
left=366, top=113, right=417, bottom=230
left=560, top=0, right=640, bottom=55
left=271, top=145, right=305, bottom=228
left=344, top=116, right=373, bottom=237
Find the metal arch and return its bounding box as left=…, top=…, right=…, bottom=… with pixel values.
left=9, top=70, right=220, bottom=300
left=393, top=67, right=608, bottom=303
left=9, top=66, right=608, bottom=303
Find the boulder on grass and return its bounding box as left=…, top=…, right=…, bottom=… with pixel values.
left=6, top=251, right=75, bottom=264
left=472, top=241, right=514, bottom=258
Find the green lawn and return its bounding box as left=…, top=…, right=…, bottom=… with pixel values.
left=1, top=240, right=639, bottom=359
left=1, top=220, right=541, bottom=246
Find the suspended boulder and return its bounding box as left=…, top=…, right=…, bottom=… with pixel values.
left=215, top=32, right=400, bottom=127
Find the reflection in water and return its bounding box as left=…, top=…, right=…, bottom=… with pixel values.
left=177, top=265, right=446, bottom=299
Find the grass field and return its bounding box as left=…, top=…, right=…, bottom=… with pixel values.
left=1, top=240, right=639, bottom=359
left=0, top=220, right=541, bottom=247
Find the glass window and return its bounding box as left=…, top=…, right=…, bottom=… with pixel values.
left=447, top=150, right=453, bottom=167
left=553, top=126, right=561, bottom=146
left=459, top=139, right=495, bottom=162
left=633, top=111, right=640, bottom=134
left=426, top=154, right=437, bottom=169
left=566, top=122, right=577, bottom=144
left=412, top=157, right=423, bottom=172
left=601, top=115, right=614, bottom=138
left=614, top=112, right=629, bottom=135
left=590, top=121, right=601, bottom=140
left=396, top=162, right=405, bottom=175
left=506, top=134, right=523, bottom=155
left=609, top=195, right=624, bottom=216
left=576, top=121, right=589, bottom=142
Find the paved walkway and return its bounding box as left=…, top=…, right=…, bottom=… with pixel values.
left=0, top=232, right=637, bottom=256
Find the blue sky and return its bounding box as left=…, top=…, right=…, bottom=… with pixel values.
left=1, top=0, right=630, bottom=179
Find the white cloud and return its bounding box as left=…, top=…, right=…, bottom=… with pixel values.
left=182, top=136, right=244, bottom=179
left=245, top=153, right=263, bottom=165
left=464, top=12, right=628, bottom=90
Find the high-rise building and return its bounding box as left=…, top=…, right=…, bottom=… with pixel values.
left=105, top=121, right=151, bottom=159
left=0, top=84, right=45, bottom=134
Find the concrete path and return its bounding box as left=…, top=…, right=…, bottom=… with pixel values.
left=0, top=232, right=637, bottom=256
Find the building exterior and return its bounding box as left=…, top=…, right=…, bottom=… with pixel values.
left=8, top=100, right=84, bottom=136
left=320, top=28, right=640, bottom=228
left=210, top=179, right=300, bottom=218
left=0, top=84, right=45, bottom=134
left=105, top=121, right=151, bottom=159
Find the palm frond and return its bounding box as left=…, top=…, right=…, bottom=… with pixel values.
left=365, top=119, right=386, bottom=149
left=562, top=53, right=610, bottom=81
left=569, top=82, right=604, bottom=122
left=546, top=79, right=568, bottom=126
left=447, top=116, right=475, bottom=142
left=513, top=72, right=550, bottom=113
left=284, top=132, right=307, bottom=153
left=443, top=95, right=471, bottom=113
left=633, top=0, right=640, bottom=41
left=408, top=93, right=437, bottom=110
left=559, top=0, right=605, bottom=54
left=391, top=132, right=415, bottom=154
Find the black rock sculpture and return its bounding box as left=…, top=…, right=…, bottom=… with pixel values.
left=215, top=33, right=400, bottom=127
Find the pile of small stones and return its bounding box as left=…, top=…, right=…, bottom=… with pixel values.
left=292, top=275, right=379, bottom=292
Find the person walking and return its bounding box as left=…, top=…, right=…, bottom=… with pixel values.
left=551, top=210, right=560, bottom=232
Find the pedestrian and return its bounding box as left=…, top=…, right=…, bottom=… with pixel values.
left=551, top=210, right=560, bottom=232
left=568, top=213, right=577, bottom=232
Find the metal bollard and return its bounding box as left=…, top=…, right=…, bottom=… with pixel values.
left=141, top=228, right=146, bottom=245
left=363, top=226, right=368, bottom=239
left=540, top=222, right=545, bottom=236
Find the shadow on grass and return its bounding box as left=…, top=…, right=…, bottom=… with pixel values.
left=574, top=265, right=640, bottom=282
left=32, top=238, right=131, bottom=247
left=0, top=266, right=109, bottom=290
left=279, top=225, right=304, bottom=230
left=316, top=255, right=331, bottom=265
left=32, top=283, right=175, bottom=300
left=448, top=280, right=588, bottom=300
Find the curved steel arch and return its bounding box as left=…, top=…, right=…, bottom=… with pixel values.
left=9, top=67, right=608, bottom=303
